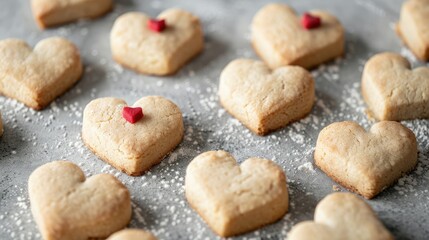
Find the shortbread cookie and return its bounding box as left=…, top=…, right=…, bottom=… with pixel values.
left=108, top=229, right=157, bottom=240
left=185, top=150, right=289, bottom=237
left=0, top=37, right=82, bottom=110
left=219, top=59, right=315, bottom=135
left=111, top=9, right=204, bottom=75
left=288, top=193, right=393, bottom=240
left=362, top=52, right=429, bottom=120
left=251, top=3, right=344, bottom=69
left=82, top=96, right=184, bottom=176
left=31, top=0, right=113, bottom=29
left=397, top=0, right=429, bottom=61
left=28, top=161, right=131, bottom=240
left=314, top=121, right=417, bottom=199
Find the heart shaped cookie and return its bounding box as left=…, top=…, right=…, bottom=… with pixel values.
left=110, top=9, right=204, bottom=75
left=185, top=150, right=289, bottom=237
left=219, top=59, right=315, bottom=135
left=28, top=161, right=131, bottom=240
left=0, top=37, right=82, bottom=110
left=107, top=229, right=157, bottom=240
left=288, top=193, right=393, bottom=240
left=31, top=0, right=113, bottom=29
left=362, top=52, right=429, bottom=120
left=82, top=96, right=184, bottom=176
left=397, top=0, right=429, bottom=61
left=314, top=121, right=417, bottom=199
left=251, top=3, right=344, bottom=69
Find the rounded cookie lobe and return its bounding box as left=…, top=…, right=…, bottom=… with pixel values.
left=288, top=193, right=393, bottom=240
left=82, top=96, right=184, bottom=176
left=315, top=193, right=393, bottom=240
left=288, top=221, right=338, bottom=240
left=185, top=150, right=289, bottom=237
left=107, top=229, right=157, bottom=240
left=28, top=161, right=131, bottom=240
left=219, top=58, right=315, bottom=135
left=314, top=121, right=417, bottom=199
left=110, top=9, right=204, bottom=75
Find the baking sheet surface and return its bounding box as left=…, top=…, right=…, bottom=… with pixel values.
left=1, top=0, right=429, bottom=239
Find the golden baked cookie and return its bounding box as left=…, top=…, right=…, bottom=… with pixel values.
left=107, top=229, right=157, bottom=240
left=397, top=0, right=429, bottom=61
left=362, top=52, right=429, bottom=120
left=288, top=193, right=393, bottom=240
left=219, top=59, right=315, bottom=135
left=110, top=9, right=204, bottom=75
left=31, top=0, right=113, bottom=29
left=82, top=96, right=184, bottom=176
left=28, top=161, right=131, bottom=240
left=0, top=37, right=82, bottom=110
left=185, top=150, right=289, bottom=237
left=314, top=121, right=417, bottom=199
left=251, top=3, right=344, bottom=69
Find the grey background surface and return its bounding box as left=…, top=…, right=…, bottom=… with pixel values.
left=1, top=0, right=429, bottom=239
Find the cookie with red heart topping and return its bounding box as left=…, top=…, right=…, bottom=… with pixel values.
left=82, top=96, right=184, bottom=176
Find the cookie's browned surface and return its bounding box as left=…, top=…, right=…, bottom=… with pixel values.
left=185, top=151, right=288, bottom=237
left=397, top=0, right=429, bottom=61
left=362, top=52, right=429, bottom=121
left=288, top=193, right=394, bottom=240
left=111, top=9, right=204, bottom=76
left=314, top=121, right=418, bottom=199
left=107, top=229, right=157, bottom=240
left=219, top=59, right=315, bottom=135
left=28, top=161, right=131, bottom=240
left=251, top=3, right=344, bottom=69
left=82, top=96, right=184, bottom=176
left=0, top=37, right=82, bottom=110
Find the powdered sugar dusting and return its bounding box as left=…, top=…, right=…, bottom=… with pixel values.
left=0, top=0, right=428, bottom=239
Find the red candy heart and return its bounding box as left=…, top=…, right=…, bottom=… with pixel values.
left=122, top=106, right=144, bottom=124
left=301, top=13, right=321, bottom=29
left=148, top=19, right=166, bottom=32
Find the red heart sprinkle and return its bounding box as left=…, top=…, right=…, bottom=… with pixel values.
left=148, top=19, right=166, bottom=32
left=301, top=13, right=321, bottom=29
left=122, top=106, right=144, bottom=124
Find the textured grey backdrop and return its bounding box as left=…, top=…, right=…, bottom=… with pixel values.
left=1, top=0, right=428, bottom=239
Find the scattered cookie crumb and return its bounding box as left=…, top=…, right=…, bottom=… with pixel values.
left=333, top=185, right=341, bottom=192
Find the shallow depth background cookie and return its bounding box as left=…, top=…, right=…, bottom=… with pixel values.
left=107, top=229, right=157, bottom=240
left=0, top=37, right=82, bottom=110
left=288, top=193, right=393, bottom=240
left=397, top=0, right=429, bottom=61
left=31, top=0, right=113, bottom=29
left=219, top=59, right=315, bottom=135
left=314, top=121, right=418, bottom=199
left=362, top=52, right=429, bottom=120
left=111, top=9, right=204, bottom=75
left=251, top=3, right=344, bottom=69
left=28, top=161, right=131, bottom=240
left=82, top=96, right=184, bottom=176
left=1, top=1, right=429, bottom=239
left=185, top=150, right=289, bottom=237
